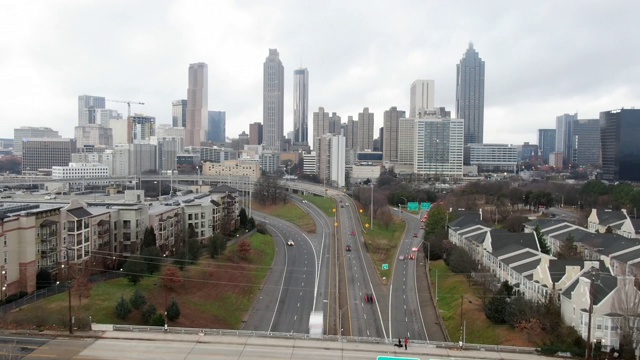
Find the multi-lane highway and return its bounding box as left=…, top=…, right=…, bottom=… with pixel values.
left=389, top=210, right=428, bottom=341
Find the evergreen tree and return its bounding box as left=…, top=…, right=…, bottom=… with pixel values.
left=557, top=233, right=581, bottom=260
left=247, top=217, right=256, bottom=230
left=207, top=234, right=227, bottom=259
left=142, top=226, right=157, bottom=249
left=141, top=246, right=163, bottom=274
left=187, top=238, right=201, bottom=262
left=115, top=296, right=132, bottom=320
left=534, top=225, right=551, bottom=255
left=187, top=224, right=197, bottom=240
left=142, top=303, right=157, bottom=324
left=239, top=208, right=248, bottom=228
left=129, top=289, right=147, bottom=310
left=166, top=299, right=181, bottom=321
left=150, top=313, right=166, bottom=326
left=36, top=268, right=53, bottom=290
left=123, top=256, right=147, bottom=285
left=173, top=249, right=189, bottom=270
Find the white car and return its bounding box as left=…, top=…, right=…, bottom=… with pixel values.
left=44, top=195, right=56, bottom=200
left=287, top=239, right=295, bottom=246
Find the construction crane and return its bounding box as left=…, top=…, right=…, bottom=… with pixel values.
left=106, top=99, right=145, bottom=118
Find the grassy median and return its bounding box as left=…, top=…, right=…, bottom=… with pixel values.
left=359, top=213, right=405, bottom=283
left=252, top=201, right=316, bottom=233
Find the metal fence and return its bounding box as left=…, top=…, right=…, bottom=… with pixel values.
left=0, top=284, right=68, bottom=315
left=109, top=324, right=539, bottom=354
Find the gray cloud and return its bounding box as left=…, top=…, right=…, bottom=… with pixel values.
left=1, top=0, right=639, bottom=147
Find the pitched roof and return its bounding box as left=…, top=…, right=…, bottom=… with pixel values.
left=548, top=259, right=589, bottom=283
left=611, top=248, right=640, bottom=263
left=457, top=224, right=489, bottom=237
left=67, top=207, right=92, bottom=219
left=500, top=249, right=540, bottom=266
left=448, top=212, right=483, bottom=229
left=596, top=210, right=628, bottom=226
left=467, top=232, right=487, bottom=244
left=524, top=218, right=566, bottom=229
left=512, top=258, right=542, bottom=275
left=210, top=199, right=221, bottom=207
left=577, top=233, right=640, bottom=256
left=543, top=223, right=575, bottom=235
left=490, top=231, right=539, bottom=253
left=210, top=185, right=239, bottom=193
left=630, top=219, right=640, bottom=234
left=561, top=268, right=618, bottom=306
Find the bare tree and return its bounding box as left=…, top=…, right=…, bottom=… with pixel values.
left=612, top=275, right=640, bottom=358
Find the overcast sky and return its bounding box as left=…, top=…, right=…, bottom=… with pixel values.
left=2, top=0, right=639, bottom=146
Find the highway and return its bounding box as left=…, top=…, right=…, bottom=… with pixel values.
left=243, top=212, right=318, bottom=334
left=389, top=210, right=428, bottom=342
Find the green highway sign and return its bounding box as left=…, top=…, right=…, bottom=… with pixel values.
left=382, top=264, right=389, bottom=270
left=377, top=357, right=420, bottom=360
left=407, top=202, right=419, bottom=211
left=421, top=202, right=432, bottom=211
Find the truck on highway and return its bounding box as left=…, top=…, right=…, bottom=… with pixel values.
left=308, top=311, right=323, bottom=337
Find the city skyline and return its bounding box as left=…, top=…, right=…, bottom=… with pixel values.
left=1, top=1, right=639, bottom=145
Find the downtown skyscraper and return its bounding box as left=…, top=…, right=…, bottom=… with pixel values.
left=186, top=63, right=208, bottom=147
left=456, top=42, right=485, bottom=145
left=263, top=49, right=284, bottom=151
left=357, top=107, right=374, bottom=151
left=78, top=95, right=106, bottom=126
left=293, top=68, right=309, bottom=145
left=409, top=80, right=434, bottom=118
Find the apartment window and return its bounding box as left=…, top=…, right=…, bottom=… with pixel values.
left=3, top=235, right=6, bottom=247
left=596, top=318, right=603, bottom=330
left=188, top=214, right=193, bottom=221
left=4, top=251, right=7, bottom=264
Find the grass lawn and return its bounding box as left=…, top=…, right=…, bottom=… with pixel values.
left=302, top=195, right=336, bottom=218
left=359, top=213, right=405, bottom=282
left=252, top=201, right=316, bottom=233
left=0, top=232, right=276, bottom=331
left=429, top=260, right=535, bottom=347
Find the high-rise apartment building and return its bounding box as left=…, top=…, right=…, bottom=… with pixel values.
left=600, top=109, right=640, bottom=182
left=538, top=129, right=556, bottom=164
left=316, top=134, right=346, bottom=187
left=383, top=106, right=406, bottom=163
left=208, top=111, right=226, bottom=143
left=157, top=137, right=181, bottom=173
left=357, top=107, right=374, bottom=151
left=186, top=63, right=208, bottom=147
left=249, top=122, right=263, bottom=145
left=455, top=43, right=485, bottom=145
left=22, top=138, right=77, bottom=172
left=13, top=126, right=61, bottom=155
left=313, top=107, right=331, bottom=151
left=555, top=113, right=578, bottom=167
left=263, top=49, right=284, bottom=151
left=569, top=119, right=600, bottom=167
left=414, top=118, right=464, bottom=178
left=172, top=99, right=187, bottom=128
left=78, top=95, right=106, bottom=126
left=410, top=80, right=435, bottom=118
left=293, top=68, right=309, bottom=145
left=397, top=119, right=415, bottom=168
left=346, top=116, right=358, bottom=150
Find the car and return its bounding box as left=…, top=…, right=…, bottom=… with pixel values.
left=287, top=239, right=295, bottom=246
left=364, top=293, right=376, bottom=303
left=302, top=200, right=308, bottom=203
left=398, top=255, right=405, bottom=261
left=413, top=233, right=418, bottom=238
left=44, top=195, right=56, bottom=200
left=345, top=245, right=352, bottom=251
left=340, top=205, right=344, bottom=208
left=350, top=231, right=355, bottom=236
left=420, top=225, right=425, bottom=229
left=344, top=203, right=349, bottom=206
left=411, top=247, right=419, bottom=252
left=409, top=254, right=416, bottom=260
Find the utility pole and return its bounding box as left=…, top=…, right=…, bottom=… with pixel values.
left=66, top=248, right=73, bottom=334
left=585, top=268, right=597, bottom=360
left=370, top=183, right=374, bottom=230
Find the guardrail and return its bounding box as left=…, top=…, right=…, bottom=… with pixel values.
left=108, top=324, right=539, bottom=354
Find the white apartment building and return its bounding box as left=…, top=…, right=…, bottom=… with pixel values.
left=414, top=118, right=464, bottom=179
left=109, top=119, right=130, bottom=145
left=303, top=152, right=316, bottom=175
left=202, top=160, right=260, bottom=181
left=465, top=143, right=518, bottom=173
left=317, top=134, right=346, bottom=187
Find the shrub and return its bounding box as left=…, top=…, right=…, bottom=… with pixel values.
left=115, top=296, right=132, bottom=320
left=141, top=246, right=163, bottom=274
left=123, top=256, right=146, bottom=285
left=142, top=303, right=157, bottom=324
left=129, top=289, right=147, bottom=310
left=166, top=299, right=181, bottom=321
left=150, top=313, right=165, bottom=327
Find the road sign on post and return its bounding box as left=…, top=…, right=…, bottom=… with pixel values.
left=421, top=202, right=432, bottom=211
left=382, top=264, right=388, bottom=270
left=407, top=202, right=419, bottom=211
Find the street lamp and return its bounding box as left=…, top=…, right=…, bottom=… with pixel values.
left=370, top=184, right=374, bottom=231
left=0, top=268, right=6, bottom=302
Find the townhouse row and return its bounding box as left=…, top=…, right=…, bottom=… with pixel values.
left=447, top=209, right=640, bottom=351
left=0, top=185, right=240, bottom=300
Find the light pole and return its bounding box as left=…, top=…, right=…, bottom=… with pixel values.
left=64, top=247, right=74, bottom=334
left=0, top=267, right=6, bottom=302
left=370, top=183, right=374, bottom=231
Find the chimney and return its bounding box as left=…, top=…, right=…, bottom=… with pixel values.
left=479, top=208, right=483, bottom=221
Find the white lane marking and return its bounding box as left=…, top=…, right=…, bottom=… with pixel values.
left=298, top=303, right=300, bottom=307
left=295, top=315, right=297, bottom=320
left=302, top=282, right=304, bottom=286
left=300, top=292, right=303, bottom=296
left=364, top=314, right=367, bottom=319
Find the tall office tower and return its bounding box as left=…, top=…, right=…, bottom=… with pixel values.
left=74, top=124, right=113, bottom=148
left=96, top=109, right=122, bottom=128
left=249, top=122, right=263, bottom=145
left=312, top=107, right=331, bottom=151
left=21, top=138, right=77, bottom=172
left=208, top=111, right=226, bottom=143
left=172, top=100, right=188, bottom=128
left=78, top=95, right=106, bottom=126
left=129, top=114, right=156, bottom=143
left=293, top=68, right=309, bottom=145
left=569, top=119, right=600, bottom=167
left=112, top=143, right=157, bottom=177
left=410, top=80, right=435, bottom=118
left=186, top=63, right=208, bottom=147
left=455, top=42, right=485, bottom=145
left=13, top=126, right=61, bottom=155
left=600, top=109, right=640, bottom=182
left=538, top=129, right=556, bottom=164
left=357, top=107, right=374, bottom=151
left=383, top=106, right=406, bottom=163
left=330, top=113, right=341, bottom=135
left=397, top=118, right=415, bottom=166
left=263, top=49, right=284, bottom=151
left=346, top=116, right=358, bottom=150
left=555, top=113, right=578, bottom=167
left=414, top=118, right=464, bottom=178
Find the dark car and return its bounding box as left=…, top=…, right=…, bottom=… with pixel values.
left=364, top=293, right=376, bottom=303
left=345, top=245, right=352, bottom=251
left=413, top=233, right=418, bottom=238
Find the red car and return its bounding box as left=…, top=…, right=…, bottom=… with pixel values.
left=350, top=231, right=356, bottom=236
left=409, top=254, right=416, bottom=260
